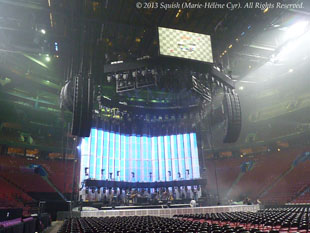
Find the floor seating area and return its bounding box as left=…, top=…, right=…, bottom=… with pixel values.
left=58, top=216, right=225, bottom=233
left=175, top=207, right=310, bottom=233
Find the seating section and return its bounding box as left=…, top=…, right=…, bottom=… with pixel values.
left=263, top=160, right=310, bottom=204
left=205, top=157, right=245, bottom=200
left=59, top=208, right=310, bottom=233
left=0, top=177, right=32, bottom=209
left=292, top=190, right=310, bottom=204
left=39, top=160, right=75, bottom=193
left=0, top=155, right=74, bottom=194
left=229, top=149, right=301, bottom=201
left=176, top=207, right=310, bottom=233
left=206, top=148, right=310, bottom=204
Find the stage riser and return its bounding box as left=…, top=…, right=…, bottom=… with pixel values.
left=81, top=205, right=259, bottom=218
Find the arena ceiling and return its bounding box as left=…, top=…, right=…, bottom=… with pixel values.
left=0, top=0, right=309, bottom=151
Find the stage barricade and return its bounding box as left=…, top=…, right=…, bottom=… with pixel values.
left=81, top=204, right=259, bottom=218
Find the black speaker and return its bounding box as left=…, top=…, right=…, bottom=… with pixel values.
left=223, top=92, right=242, bottom=143
left=60, top=81, right=74, bottom=111
left=71, top=75, right=82, bottom=136
left=71, top=75, right=93, bottom=137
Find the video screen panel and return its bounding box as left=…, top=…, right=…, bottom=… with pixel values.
left=79, top=128, right=200, bottom=185
left=158, top=27, right=213, bottom=63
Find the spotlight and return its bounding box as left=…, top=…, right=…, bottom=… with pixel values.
left=40, top=29, right=46, bottom=34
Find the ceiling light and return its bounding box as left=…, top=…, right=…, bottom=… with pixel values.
left=228, top=44, right=233, bottom=49
left=289, top=68, right=294, bottom=73
left=263, top=8, right=269, bottom=13
left=45, top=56, right=51, bottom=62
left=40, top=29, right=46, bottom=34
left=239, top=86, right=244, bottom=90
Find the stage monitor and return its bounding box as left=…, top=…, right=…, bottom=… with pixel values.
left=158, top=27, right=213, bottom=63
left=79, top=129, right=200, bottom=186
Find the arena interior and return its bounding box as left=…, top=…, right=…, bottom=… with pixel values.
left=0, top=0, right=310, bottom=232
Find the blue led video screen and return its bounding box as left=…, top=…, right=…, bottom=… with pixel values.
left=80, top=128, right=200, bottom=183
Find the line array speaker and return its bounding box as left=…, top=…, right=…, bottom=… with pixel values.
left=222, top=92, right=242, bottom=143
left=71, top=75, right=93, bottom=137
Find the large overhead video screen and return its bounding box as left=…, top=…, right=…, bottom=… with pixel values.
left=158, top=27, right=213, bottom=63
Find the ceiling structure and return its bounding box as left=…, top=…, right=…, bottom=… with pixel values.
left=0, top=0, right=309, bottom=153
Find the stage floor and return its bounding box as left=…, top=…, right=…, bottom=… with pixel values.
left=80, top=204, right=260, bottom=218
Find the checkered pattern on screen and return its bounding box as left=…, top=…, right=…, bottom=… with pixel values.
left=158, top=27, right=213, bottom=63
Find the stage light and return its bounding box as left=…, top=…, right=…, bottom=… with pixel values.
left=45, top=56, right=51, bottom=62
left=40, top=29, right=46, bottom=34
left=286, top=21, right=309, bottom=41
left=123, top=73, right=128, bottom=80
left=141, top=70, right=146, bottom=76
left=239, top=86, right=244, bottom=90
left=54, top=42, right=59, bottom=51
left=132, top=71, right=137, bottom=78
left=115, top=74, right=121, bottom=80
left=107, top=75, right=112, bottom=82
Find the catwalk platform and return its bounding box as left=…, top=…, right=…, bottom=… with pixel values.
left=80, top=204, right=260, bottom=218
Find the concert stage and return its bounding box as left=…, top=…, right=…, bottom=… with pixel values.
left=80, top=204, right=260, bottom=218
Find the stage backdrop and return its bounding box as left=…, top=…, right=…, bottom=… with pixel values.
left=79, top=128, right=200, bottom=186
